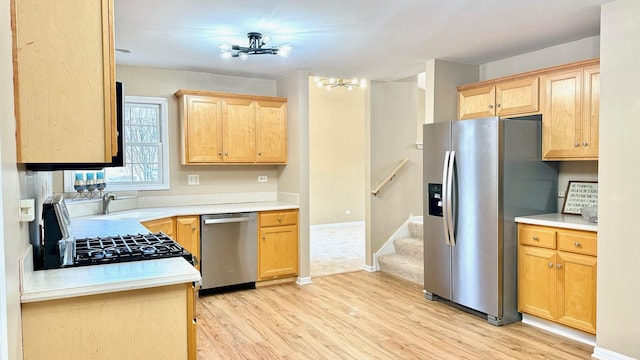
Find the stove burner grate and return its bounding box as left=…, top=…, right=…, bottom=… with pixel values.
left=73, top=232, right=191, bottom=266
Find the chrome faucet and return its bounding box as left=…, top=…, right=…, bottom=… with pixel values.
left=102, top=192, right=118, bottom=214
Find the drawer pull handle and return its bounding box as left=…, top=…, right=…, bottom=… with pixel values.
left=278, top=218, right=283, bottom=222
left=574, top=242, right=581, bottom=247
left=532, top=236, right=539, bottom=241
left=548, top=262, right=554, bottom=268
left=557, top=264, right=562, bottom=269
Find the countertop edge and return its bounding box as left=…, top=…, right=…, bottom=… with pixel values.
left=21, top=272, right=200, bottom=303
left=515, top=214, right=598, bottom=232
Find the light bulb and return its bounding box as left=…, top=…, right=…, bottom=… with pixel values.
left=238, top=52, right=249, bottom=61
left=220, top=51, right=232, bottom=59
left=360, top=79, right=367, bottom=88
left=347, top=86, right=353, bottom=91
left=277, top=44, right=292, bottom=57
left=351, top=78, right=358, bottom=85
left=329, top=78, right=335, bottom=84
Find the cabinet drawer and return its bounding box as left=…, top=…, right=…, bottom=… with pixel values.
left=519, top=225, right=556, bottom=249
left=557, top=230, right=597, bottom=256
left=259, top=210, right=298, bottom=227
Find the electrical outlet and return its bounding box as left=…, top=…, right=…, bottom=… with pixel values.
left=345, top=210, right=351, bottom=215
left=187, top=174, right=199, bottom=185
left=558, top=190, right=565, bottom=198
left=258, top=176, right=268, bottom=183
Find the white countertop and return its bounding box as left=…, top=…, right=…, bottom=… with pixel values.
left=20, top=218, right=201, bottom=303
left=515, top=213, right=597, bottom=232
left=78, top=201, right=299, bottom=222
left=21, top=257, right=201, bottom=303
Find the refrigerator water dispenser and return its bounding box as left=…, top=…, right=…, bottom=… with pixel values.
left=428, top=183, right=443, bottom=217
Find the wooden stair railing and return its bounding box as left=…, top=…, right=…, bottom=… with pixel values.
left=371, top=158, right=409, bottom=196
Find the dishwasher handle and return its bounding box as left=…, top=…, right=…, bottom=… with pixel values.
left=203, top=217, right=254, bottom=225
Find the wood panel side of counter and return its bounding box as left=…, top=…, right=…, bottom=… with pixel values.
left=22, top=284, right=188, bottom=359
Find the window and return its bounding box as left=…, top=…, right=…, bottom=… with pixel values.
left=64, top=96, right=170, bottom=192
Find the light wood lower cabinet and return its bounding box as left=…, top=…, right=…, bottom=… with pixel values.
left=258, top=209, right=299, bottom=280
left=22, top=284, right=190, bottom=359
left=142, top=217, right=176, bottom=238
left=175, top=216, right=201, bottom=271
left=518, top=223, right=597, bottom=334
left=142, top=216, right=199, bottom=358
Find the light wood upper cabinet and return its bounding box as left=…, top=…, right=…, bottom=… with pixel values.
left=12, top=0, right=117, bottom=164
left=540, top=61, right=600, bottom=160
left=458, top=77, right=538, bottom=120
left=258, top=209, right=299, bottom=281
left=176, top=90, right=287, bottom=165
left=223, top=98, right=256, bottom=163
left=181, top=96, right=224, bottom=164
left=256, top=100, right=288, bottom=163
left=518, top=223, right=597, bottom=334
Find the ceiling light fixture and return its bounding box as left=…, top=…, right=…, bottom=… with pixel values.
left=219, top=32, right=292, bottom=60
left=315, top=77, right=367, bottom=91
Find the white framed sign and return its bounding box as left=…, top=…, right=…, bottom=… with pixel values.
left=562, top=181, right=598, bottom=214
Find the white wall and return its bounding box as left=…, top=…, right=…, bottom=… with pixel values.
left=596, top=1, right=640, bottom=358
left=479, top=36, right=600, bottom=80
left=52, top=65, right=281, bottom=200
left=308, top=78, right=365, bottom=225
left=369, top=81, right=423, bottom=253
left=276, top=72, right=311, bottom=279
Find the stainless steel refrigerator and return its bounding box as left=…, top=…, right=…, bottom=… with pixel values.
left=423, top=116, right=557, bottom=325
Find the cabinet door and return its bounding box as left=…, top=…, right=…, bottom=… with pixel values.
left=176, top=216, right=200, bottom=271
left=556, top=252, right=597, bottom=334
left=518, top=246, right=556, bottom=321
left=14, top=0, right=116, bottom=163
left=142, top=217, right=175, bottom=238
left=222, top=98, right=256, bottom=163
left=258, top=225, right=299, bottom=280
left=540, top=69, right=584, bottom=160
left=582, top=65, right=600, bottom=159
left=458, top=85, right=496, bottom=120
left=495, top=77, right=539, bottom=117
left=256, top=100, right=287, bottom=163
left=184, top=96, right=223, bottom=163
left=186, top=283, right=197, bottom=360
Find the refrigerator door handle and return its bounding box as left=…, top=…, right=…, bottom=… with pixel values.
left=442, top=151, right=451, bottom=246
left=446, top=151, right=456, bottom=247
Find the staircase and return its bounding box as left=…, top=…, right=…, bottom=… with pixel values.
left=377, top=221, right=423, bottom=285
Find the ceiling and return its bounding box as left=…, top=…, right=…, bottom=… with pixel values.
left=114, top=0, right=613, bottom=82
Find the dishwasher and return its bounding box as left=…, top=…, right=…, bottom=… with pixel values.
left=199, top=212, right=257, bottom=295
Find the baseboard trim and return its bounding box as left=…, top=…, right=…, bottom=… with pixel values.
left=362, top=264, right=376, bottom=272
left=296, top=276, right=312, bottom=285
left=521, top=314, right=595, bottom=346
left=592, top=346, right=637, bottom=360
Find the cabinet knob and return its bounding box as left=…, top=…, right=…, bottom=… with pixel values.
left=557, top=263, right=563, bottom=269
left=192, top=226, right=196, bottom=231
left=583, top=142, right=589, bottom=146
left=495, top=103, right=501, bottom=108
left=532, top=236, right=539, bottom=241
left=225, top=151, right=229, bottom=156
left=574, top=241, right=581, bottom=247
left=575, top=143, right=580, bottom=147
left=488, top=104, right=494, bottom=109
left=277, top=218, right=283, bottom=222
left=548, top=262, right=554, bottom=268
left=218, top=151, right=223, bottom=155
left=258, top=152, right=262, bottom=156
left=262, top=236, right=266, bottom=240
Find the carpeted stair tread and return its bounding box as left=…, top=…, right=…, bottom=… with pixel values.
left=408, top=222, right=423, bottom=240
left=393, top=237, right=423, bottom=261
left=378, top=253, right=423, bottom=285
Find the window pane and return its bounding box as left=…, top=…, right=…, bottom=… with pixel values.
left=132, top=163, right=159, bottom=182
left=105, top=165, right=133, bottom=183
left=126, top=145, right=159, bottom=163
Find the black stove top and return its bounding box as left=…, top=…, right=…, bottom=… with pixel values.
left=73, top=232, right=193, bottom=266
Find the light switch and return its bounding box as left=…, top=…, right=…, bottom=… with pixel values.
left=19, top=198, right=35, bottom=222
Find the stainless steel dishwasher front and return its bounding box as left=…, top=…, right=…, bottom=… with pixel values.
left=199, top=212, right=257, bottom=295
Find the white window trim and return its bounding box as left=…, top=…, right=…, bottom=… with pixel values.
left=64, top=96, right=170, bottom=192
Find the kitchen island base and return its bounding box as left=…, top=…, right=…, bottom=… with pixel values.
left=22, top=284, right=189, bottom=360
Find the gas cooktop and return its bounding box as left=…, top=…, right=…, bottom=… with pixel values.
left=73, top=232, right=193, bottom=267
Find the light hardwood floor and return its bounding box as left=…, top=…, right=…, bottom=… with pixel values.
left=196, top=271, right=592, bottom=359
